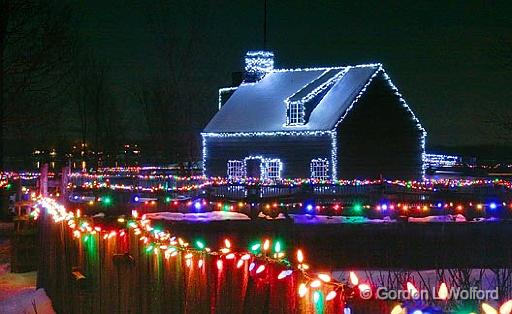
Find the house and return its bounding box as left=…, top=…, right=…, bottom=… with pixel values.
left=202, top=51, right=426, bottom=180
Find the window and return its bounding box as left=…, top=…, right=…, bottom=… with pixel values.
left=310, top=159, right=329, bottom=180
left=262, top=159, right=282, bottom=180
left=227, top=160, right=244, bottom=178
left=289, top=102, right=304, bottom=125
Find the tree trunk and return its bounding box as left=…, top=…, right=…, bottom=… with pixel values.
left=0, top=0, right=7, bottom=171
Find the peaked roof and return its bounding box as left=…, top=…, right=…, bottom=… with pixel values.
left=203, top=64, right=385, bottom=133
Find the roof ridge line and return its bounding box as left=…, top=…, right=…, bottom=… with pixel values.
left=273, top=63, right=381, bottom=73
left=288, top=68, right=347, bottom=104
left=331, top=66, right=383, bottom=130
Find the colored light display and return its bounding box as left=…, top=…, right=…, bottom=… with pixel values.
left=32, top=197, right=356, bottom=311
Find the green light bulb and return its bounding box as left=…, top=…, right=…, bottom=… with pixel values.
left=274, top=241, right=281, bottom=253
left=102, top=196, right=112, bottom=205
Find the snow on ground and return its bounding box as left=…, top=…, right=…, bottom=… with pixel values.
left=290, top=214, right=395, bottom=224
left=0, top=270, right=37, bottom=301
left=145, top=211, right=251, bottom=222
left=408, top=214, right=467, bottom=223
left=0, top=288, right=55, bottom=314
left=145, top=211, right=395, bottom=224
left=144, top=211, right=503, bottom=224
left=408, top=214, right=502, bottom=223
left=0, top=236, right=37, bottom=301
left=0, top=233, right=53, bottom=313
left=333, top=269, right=502, bottom=291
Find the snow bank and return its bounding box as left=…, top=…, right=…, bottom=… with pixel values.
left=258, top=212, right=287, bottom=220
left=472, top=216, right=501, bottom=222
left=145, top=211, right=251, bottom=222
left=290, top=214, right=395, bottom=224
left=0, top=288, right=55, bottom=314
left=144, top=211, right=502, bottom=224
left=408, top=214, right=467, bottom=223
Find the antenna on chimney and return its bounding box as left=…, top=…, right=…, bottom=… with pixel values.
left=263, top=0, right=267, bottom=49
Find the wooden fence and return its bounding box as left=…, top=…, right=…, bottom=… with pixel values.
left=36, top=211, right=346, bottom=314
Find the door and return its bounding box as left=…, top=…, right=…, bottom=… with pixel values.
left=245, top=158, right=261, bottom=178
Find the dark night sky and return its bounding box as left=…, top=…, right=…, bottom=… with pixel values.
left=75, top=0, right=512, bottom=147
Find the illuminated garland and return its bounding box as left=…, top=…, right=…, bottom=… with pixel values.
left=68, top=180, right=211, bottom=193
left=68, top=175, right=512, bottom=190
left=218, top=87, right=238, bottom=110
left=69, top=172, right=206, bottom=181
left=208, top=177, right=512, bottom=190
left=0, top=179, right=10, bottom=189
left=424, top=153, right=462, bottom=168
left=64, top=192, right=512, bottom=220
left=66, top=177, right=512, bottom=216
left=0, top=171, right=51, bottom=181
left=31, top=197, right=353, bottom=308
left=31, top=198, right=512, bottom=313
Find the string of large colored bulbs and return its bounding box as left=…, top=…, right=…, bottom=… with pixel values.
left=30, top=197, right=512, bottom=313
left=64, top=177, right=512, bottom=197
left=31, top=197, right=353, bottom=305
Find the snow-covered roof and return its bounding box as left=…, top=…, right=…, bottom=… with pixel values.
left=203, top=64, right=381, bottom=133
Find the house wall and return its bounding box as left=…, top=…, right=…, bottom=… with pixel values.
left=336, top=74, right=424, bottom=180
left=203, top=134, right=333, bottom=178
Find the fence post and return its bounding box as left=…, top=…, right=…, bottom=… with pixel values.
left=60, top=166, right=70, bottom=202
left=40, top=163, right=48, bottom=197
left=247, top=184, right=261, bottom=218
